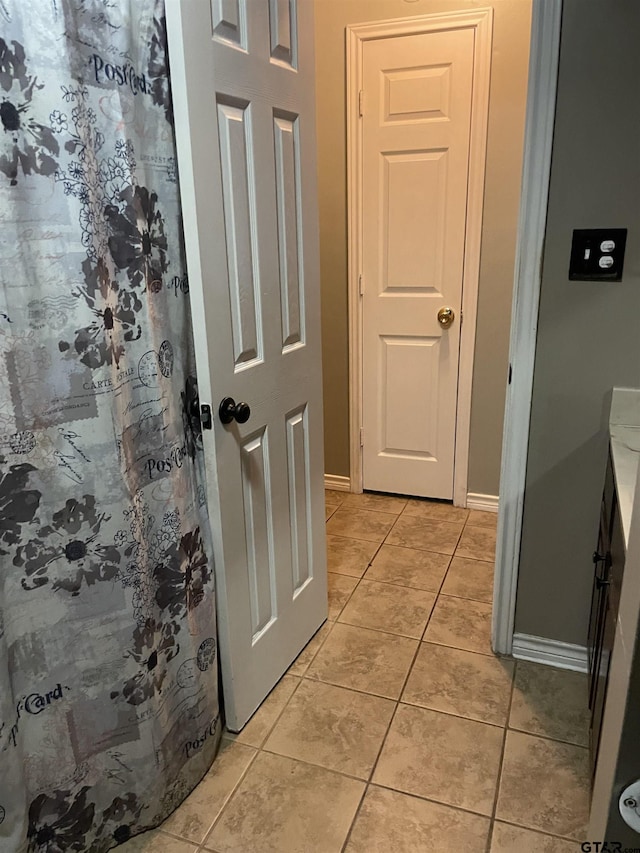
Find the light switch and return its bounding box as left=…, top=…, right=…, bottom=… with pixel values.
left=569, top=229, right=627, bottom=281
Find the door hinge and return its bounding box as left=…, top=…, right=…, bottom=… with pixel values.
left=360, top=427, right=364, bottom=447
left=358, top=90, right=364, bottom=117
left=460, top=309, right=464, bottom=326
left=358, top=273, right=364, bottom=296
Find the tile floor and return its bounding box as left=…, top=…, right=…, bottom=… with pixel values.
left=122, top=492, right=590, bottom=853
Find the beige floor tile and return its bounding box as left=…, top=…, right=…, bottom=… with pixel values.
left=424, top=595, right=493, bottom=655
left=339, top=579, right=436, bottom=639
left=403, top=499, right=470, bottom=525
left=327, top=507, right=397, bottom=543
left=510, top=662, right=589, bottom=747
left=441, top=556, right=495, bottom=603
left=496, top=731, right=590, bottom=841
left=205, top=751, right=365, bottom=853
left=374, top=704, right=503, bottom=815
left=467, top=509, right=498, bottom=529
left=264, top=679, right=395, bottom=778
left=490, top=822, right=580, bottom=852
left=365, top=544, right=450, bottom=592
left=326, top=502, right=340, bottom=521
left=307, top=622, right=418, bottom=699
left=162, top=740, right=257, bottom=842
left=456, top=525, right=497, bottom=561
left=340, top=491, right=408, bottom=514
left=288, top=621, right=332, bottom=675
left=345, top=785, right=490, bottom=853
left=325, top=489, right=346, bottom=505
left=117, top=831, right=197, bottom=853
left=327, top=535, right=379, bottom=577
left=387, top=516, right=464, bottom=555
left=327, top=572, right=359, bottom=620
left=402, top=643, right=514, bottom=725
left=227, top=675, right=300, bottom=747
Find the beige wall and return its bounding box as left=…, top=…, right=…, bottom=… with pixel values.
left=515, top=0, right=640, bottom=645
left=315, top=0, right=532, bottom=494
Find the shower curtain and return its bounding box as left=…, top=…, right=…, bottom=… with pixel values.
left=0, top=2, right=221, bottom=851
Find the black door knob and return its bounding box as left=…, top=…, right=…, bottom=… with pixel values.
left=219, top=397, right=251, bottom=425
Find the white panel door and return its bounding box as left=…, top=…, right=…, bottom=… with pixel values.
left=361, top=29, right=474, bottom=499
left=166, top=0, right=327, bottom=731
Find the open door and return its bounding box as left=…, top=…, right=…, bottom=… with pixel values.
left=166, top=0, right=327, bottom=731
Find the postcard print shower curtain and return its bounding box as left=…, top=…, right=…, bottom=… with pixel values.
left=0, top=2, right=221, bottom=850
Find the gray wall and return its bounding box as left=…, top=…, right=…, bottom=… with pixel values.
left=515, top=0, right=640, bottom=645
left=315, top=0, right=532, bottom=493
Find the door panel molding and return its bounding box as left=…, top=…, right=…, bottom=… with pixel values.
left=347, top=9, right=493, bottom=501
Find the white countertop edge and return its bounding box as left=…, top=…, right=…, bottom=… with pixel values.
left=610, top=388, right=640, bottom=549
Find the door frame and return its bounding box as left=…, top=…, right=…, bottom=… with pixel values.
left=346, top=9, right=493, bottom=504
left=491, top=0, right=562, bottom=655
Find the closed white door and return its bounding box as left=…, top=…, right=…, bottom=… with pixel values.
left=166, top=0, right=327, bottom=731
left=361, top=28, right=474, bottom=499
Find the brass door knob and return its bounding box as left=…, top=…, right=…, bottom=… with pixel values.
left=437, top=307, right=455, bottom=328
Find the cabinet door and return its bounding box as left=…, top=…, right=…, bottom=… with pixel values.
left=590, top=493, right=624, bottom=773
left=588, top=506, right=610, bottom=710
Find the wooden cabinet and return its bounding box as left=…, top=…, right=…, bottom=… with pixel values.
left=588, top=449, right=625, bottom=775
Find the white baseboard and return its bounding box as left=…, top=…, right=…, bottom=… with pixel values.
left=512, top=632, right=588, bottom=674
left=324, top=474, right=351, bottom=492
left=466, top=492, right=499, bottom=512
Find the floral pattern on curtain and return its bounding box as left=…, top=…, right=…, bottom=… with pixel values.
left=0, top=2, right=221, bottom=851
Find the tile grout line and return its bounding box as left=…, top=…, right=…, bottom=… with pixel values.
left=343, top=698, right=402, bottom=847
left=335, top=614, right=433, bottom=643
left=257, top=743, right=377, bottom=786
left=369, top=780, right=502, bottom=822
left=323, top=543, right=380, bottom=650
left=338, top=512, right=447, bottom=852
left=363, top=518, right=451, bottom=768
left=504, top=722, right=590, bottom=751
left=339, top=782, right=369, bottom=853
left=418, top=549, right=461, bottom=643
left=492, top=814, right=587, bottom=845
left=193, top=738, right=261, bottom=851
left=485, top=658, right=517, bottom=853
left=200, top=675, right=308, bottom=849
left=352, top=571, right=449, bottom=595
left=300, top=653, right=507, bottom=727
left=289, top=620, right=335, bottom=677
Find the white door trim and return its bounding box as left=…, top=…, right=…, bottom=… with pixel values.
left=492, top=0, right=563, bottom=655
left=346, top=9, right=493, bottom=501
